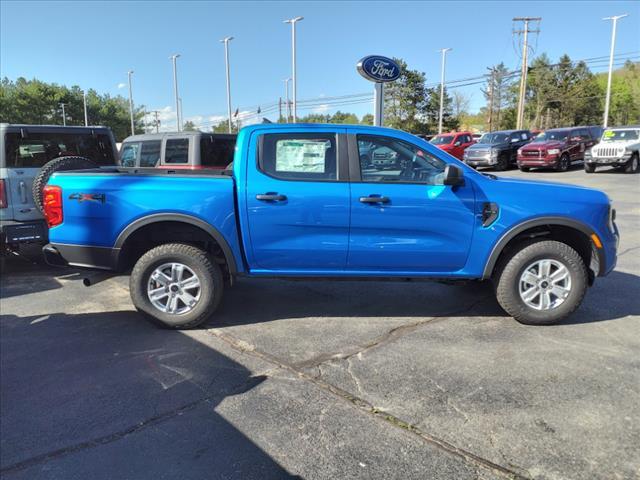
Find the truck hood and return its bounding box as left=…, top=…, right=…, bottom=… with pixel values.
left=594, top=140, right=639, bottom=149
left=485, top=174, right=608, bottom=204
left=523, top=141, right=566, bottom=150
left=467, top=142, right=507, bottom=151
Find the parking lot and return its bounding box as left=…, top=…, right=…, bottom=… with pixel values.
left=1, top=166, right=639, bottom=480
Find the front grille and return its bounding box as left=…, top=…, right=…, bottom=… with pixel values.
left=594, top=147, right=619, bottom=158
left=467, top=150, right=488, bottom=158
left=523, top=150, right=543, bottom=157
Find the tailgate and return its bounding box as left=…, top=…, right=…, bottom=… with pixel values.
left=4, top=167, right=41, bottom=221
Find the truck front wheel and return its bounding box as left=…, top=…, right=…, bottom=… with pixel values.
left=130, top=243, right=223, bottom=329
left=494, top=240, right=588, bottom=325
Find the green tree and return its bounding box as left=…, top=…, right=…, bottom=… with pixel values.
left=483, top=62, right=516, bottom=131
left=183, top=120, right=198, bottom=131
left=0, top=77, right=145, bottom=140
left=383, top=58, right=430, bottom=133
left=329, top=111, right=359, bottom=124
left=360, top=113, right=373, bottom=125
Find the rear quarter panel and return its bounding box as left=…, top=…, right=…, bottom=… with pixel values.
left=47, top=172, right=243, bottom=268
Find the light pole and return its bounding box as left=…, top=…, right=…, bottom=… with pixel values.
left=437, top=48, right=452, bottom=134
left=60, top=103, right=66, bottom=126
left=283, top=77, right=291, bottom=122
left=170, top=54, right=181, bottom=131
left=602, top=14, right=628, bottom=128
left=220, top=36, right=234, bottom=133
left=127, top=70, right=135, bottom=135
left=284, top=16, right=303, bottom=122
left=83, top=90, right=88, bottom=126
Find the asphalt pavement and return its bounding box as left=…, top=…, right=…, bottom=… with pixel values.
left=1, top=165, right=638, bottom=479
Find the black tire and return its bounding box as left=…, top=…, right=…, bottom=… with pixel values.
left=495, top=154, right=510, bottom=171
left=555, top=153, right=570, bottom=172
left=584, top=163, right=596, bottom=173
left=624, top=153, right=639, bottom=174
left=519, top=166, right=530, bottom=172
left=32, top=156, right=97, bottom=213
left=494, top=240, right=588, bottom=325
left=130, top=243, right=224, bottom=329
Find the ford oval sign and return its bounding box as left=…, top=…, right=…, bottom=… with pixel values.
left=357, top=55, right=401, bottom=83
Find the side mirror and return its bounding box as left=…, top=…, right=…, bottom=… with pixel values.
left=454, top=141, right=461, bottom=146
left=570, top=137, right=581, bottom=143
left=443, top=164, right=465, bottom=186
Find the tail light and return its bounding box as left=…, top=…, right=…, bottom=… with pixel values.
left=0, top=179, right=6, bottom=208
left=43, top=185, right=63, bottom=227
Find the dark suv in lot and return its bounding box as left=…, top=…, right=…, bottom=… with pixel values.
left=463, top=130, right=533, bottom=170
left=517, top=126, right=600, bottom=172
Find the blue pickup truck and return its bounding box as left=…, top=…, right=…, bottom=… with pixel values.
left=41, top=124, right=619, bottom=328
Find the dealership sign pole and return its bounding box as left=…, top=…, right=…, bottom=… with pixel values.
left=357, top=56, right=401, bottom=127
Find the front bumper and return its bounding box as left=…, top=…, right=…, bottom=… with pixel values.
left=0, top=220, right=47, bottom=246
left=464, top=154, right=497, bottom=166
left=585, top=155, right=631, bottom=166
left=517, top=154, right=559, bottom=167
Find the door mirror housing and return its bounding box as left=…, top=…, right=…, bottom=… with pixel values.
left=443, top=164, right=465, bottom=186
left=454, top=141, right=462, bottom=146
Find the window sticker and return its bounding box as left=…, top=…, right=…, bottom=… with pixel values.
left=603, top=130, right=615, bottom=138
left=275, top=139, right=329, bottom=173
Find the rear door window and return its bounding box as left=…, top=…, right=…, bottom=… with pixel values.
left=165, top=138, right=189, bottom=164
left=139, top=141, right=161, bottom=167
left=3, top=132, right=116, bottom=168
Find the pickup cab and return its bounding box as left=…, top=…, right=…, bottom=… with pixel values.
left=42, top=124, right=619, bottom=328
left=430, top=131, right=476, bottom=160
left=119, top=132, right=236, bottom=169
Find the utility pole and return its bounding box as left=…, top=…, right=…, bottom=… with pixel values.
left=278, top=97, right=283, bottom=121
left=487, top=67, right=495, bottom=132
left=60, top=103, right=67, bottom=126
left=437, top=48, right=452, bottom=134
left=127, top=70, right=135, bottom=135
left=283, top=78, right=291, bottom=122
left=170, top=54, right=181, bottom=131
left=284, top=16, right=303, bottom=122
left=152, top=110, right=160, bottom=133
left=602, top=14, right=628, bottom=128
left=513, top=17, right=541, bottom=130
left=83, top=90, right=88, bottom=126
left=220, top=36, right=234, bottom=133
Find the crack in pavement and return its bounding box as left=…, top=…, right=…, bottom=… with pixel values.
left=293, top=295, right=494, bottom=371
left=0, top=374, right=266, bottom=475
left=205, top=311, right=532, bottom=480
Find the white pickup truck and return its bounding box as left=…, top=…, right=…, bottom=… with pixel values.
left=585, top=126, right=640, bottom=174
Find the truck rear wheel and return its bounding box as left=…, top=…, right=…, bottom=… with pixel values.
left=494, top=240, right=588, bottom=325
left=32, top=156, right=97, bottom=213
left=130, top=243, right=223, bottom=329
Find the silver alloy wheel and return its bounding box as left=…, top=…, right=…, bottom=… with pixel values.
left=518, top=259, right=572, bottom=311
left=147, top=262, right=202, bottom=315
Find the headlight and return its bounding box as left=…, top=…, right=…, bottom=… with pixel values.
left=517, top=149, right=523, bottom=155
left=490, top=149, right=499, bottom=158
left=584, top=148, right=592, bottom=159
left=548, top=148, right=560, bottom=155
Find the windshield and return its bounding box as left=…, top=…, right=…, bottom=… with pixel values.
left=534, top=130, right=569, bottom=142
left=601, top=129, right=639, bottom=142
left=4, top=132, right=115, bottom=168
left=430, top=135, right=454, bottom=145
left=478, top=133, right=508, bottom=144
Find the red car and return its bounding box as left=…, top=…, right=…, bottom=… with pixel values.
left=430, top=131, right=476, bottom=160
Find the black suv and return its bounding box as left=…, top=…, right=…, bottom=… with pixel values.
left=463, top=129, right=533, bottom=170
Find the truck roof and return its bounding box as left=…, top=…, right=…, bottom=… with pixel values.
left=122, top=131, right=237, bottom=142
left=0, top=123, right=111, bottom=131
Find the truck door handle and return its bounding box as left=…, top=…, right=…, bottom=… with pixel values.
left=256, top=193, right=287, bottom=202
left=359, top=196, right=390, bottom=204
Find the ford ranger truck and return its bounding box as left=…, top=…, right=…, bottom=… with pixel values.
left=41, top=124, right=619, bottom=329
left=517, top=127, right=597, bottom=172
left=584, top=126, right=640, bottom=174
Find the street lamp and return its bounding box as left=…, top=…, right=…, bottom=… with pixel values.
left=283, top=77, right=291, bottom=122
left=220, top=36, right=234, bottom=133
left=602, top=14, right=628, bottom=128
left=437, top=48, right=452, bottom=134
left=170, top=54, right=181, bottom=131
left=83, top=90, right=88, bottom=126
left=127, top=70, right=135, bottom=135
left=284, top=16, right=303, bottom=122
left=60, top=103, right=67, bottom=126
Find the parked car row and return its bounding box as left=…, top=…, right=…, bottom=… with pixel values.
left=430, top=125, right=638, bottom=175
